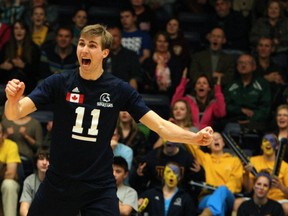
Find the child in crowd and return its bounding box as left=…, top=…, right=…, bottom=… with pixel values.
left=138, top=161, right=196, bottom=216
left=113, top=156, right=138, bottom=215
left=19, top=146, right=50, bottom=216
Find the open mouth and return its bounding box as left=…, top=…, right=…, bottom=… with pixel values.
left=214, top=142, right=220, bottom=147
left=82, top=59, right=91, bottom=65
left=197, top=88, right=205, bottom=93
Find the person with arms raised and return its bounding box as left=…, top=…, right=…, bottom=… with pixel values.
left=4, top=24, right=213, bottom=216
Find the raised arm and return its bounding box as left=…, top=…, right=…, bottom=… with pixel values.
left=5, top=79, right=37, bottom=120
left=140, top=110, right=213, bottom=146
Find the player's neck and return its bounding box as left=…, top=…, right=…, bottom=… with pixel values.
left=79, top=67, right=104, bottom=81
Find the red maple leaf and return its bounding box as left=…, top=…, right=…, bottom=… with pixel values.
left=72, top=95, right=78, bottom=101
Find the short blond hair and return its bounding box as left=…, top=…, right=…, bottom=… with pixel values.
left=80, top=24, right=113, bottom=50
left=277, top=104, right=288, bottom=113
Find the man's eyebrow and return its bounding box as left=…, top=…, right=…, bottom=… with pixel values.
left=88, top=41, right=98, bottom=45
left=79, top=39, right=98, bottom=44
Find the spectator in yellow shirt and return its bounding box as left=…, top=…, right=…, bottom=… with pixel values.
left=185, top=131, right=243, bottom=216
left=0, top=122, right=21, bottom=216
left=237, top=133, right=288, bottom=214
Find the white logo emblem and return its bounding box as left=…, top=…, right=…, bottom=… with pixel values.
left=100, top=93, right=110, bottom=103
left=72, top=87, right=80, bottom=93
left=97, top=93, right=113, bottom=108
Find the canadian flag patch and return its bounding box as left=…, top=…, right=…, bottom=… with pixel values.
left=66, top=92, right=84, bottom=104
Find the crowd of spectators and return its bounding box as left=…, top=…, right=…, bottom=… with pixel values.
left=1, top=0, right=288, bottom=215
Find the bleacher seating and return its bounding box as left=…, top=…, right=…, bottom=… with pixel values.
left=87, top=6, right=120, bottom=26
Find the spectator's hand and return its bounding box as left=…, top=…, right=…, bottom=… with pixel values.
left=11, top=58, right=25, bottom=69
left=110, top=139, right=118, bottom=150
left=138, top=198, right=144, bottom=206
left=137, top=162, right=147, bottom=176
left=168, top=117, right=176, bottom=124
left=19, top=126, right=26, bottom=136
left=274, top=74, right=285, bottom=85
left=241, top=108, right=254, bottom=117
left=155, top=55, right=165, bottom=66
left=213, top=72, right=223, bottom=85
left=138, top=197, right=149, bottom=213
left=264, top=72, right=284, bottom=84
left=46, top=121, right=53, bottom=132
left=244, top=163, right=254, bottom=174
left=194, top=126, right=213, bottom=146
left=0, top=60, right=13, bottom=70
left=182, top=67, right=188, bottom=78
left=5, top=79, right=25, bottom=102
left=190, top=159, right=201, bottom=173
left=272, top=175, right=283, bottom=189
left=6, top=127, right=14, bottom=136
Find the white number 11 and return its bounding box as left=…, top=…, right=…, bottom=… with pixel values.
left=72, top=107, right=100, bottom=136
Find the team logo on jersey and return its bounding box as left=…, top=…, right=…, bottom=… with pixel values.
left=97, top=93, right=113, bottom=107
left=66, top=92, right=84, bottom=104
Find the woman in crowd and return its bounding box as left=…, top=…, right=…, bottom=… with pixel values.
left=250, top=0, right=288, bottom=69
left=30, top=6, right=55, bottom=47
left=235, top=133, right=288, bottom=214
left=237, top=170, right=284, bottom=216
left=116, top=111, right=149, bottom=166
left=171, top=68, right=226, bottom=130
left=0, top=19, right=40, bottom=94
left=165, top=17, right=192, bottom=69
left=141, top=31, right=184, bottom=98
left=153, top=99, right=198, bottom=148
left=272, top=104, right=288, bottom=162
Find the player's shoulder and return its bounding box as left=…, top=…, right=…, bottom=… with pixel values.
left=102, top=72, right=132, bottom=89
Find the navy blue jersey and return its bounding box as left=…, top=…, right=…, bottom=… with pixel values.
left=28, top=70, right=150, bottom=182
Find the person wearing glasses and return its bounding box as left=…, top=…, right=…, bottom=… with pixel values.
left=223, top=53, right=272, bottom=154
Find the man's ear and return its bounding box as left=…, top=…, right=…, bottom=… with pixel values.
left=124, top=171, right=129, bottom=179
left=103, top=49, right=110, bottom=58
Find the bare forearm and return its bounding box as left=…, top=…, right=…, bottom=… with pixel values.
left=20, top=202, right=30, bottom=216
left=5, top=97, right=36, bottom=120
left=140, top=111, right=212, bottom=146
left=119, top=202, right=133, bottom=216
left=5, top=100, right=22, bottom=120
left=156, top=119, right=198, bottom=144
